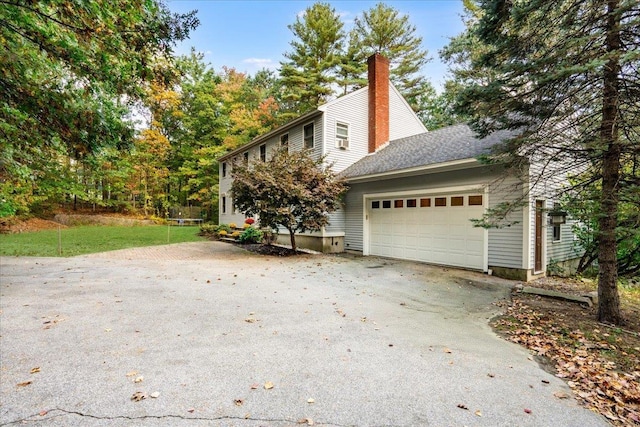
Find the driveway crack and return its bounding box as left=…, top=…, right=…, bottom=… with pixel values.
left=1, top=408, right=356, bottom=426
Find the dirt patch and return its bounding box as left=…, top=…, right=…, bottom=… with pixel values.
left=493, top=282, right=640, bottom=425
left=53, top=214, right=155, bottom=227
left=234, top=243, right=308, bottom=257
left=0, top=218, right=67, bottom=234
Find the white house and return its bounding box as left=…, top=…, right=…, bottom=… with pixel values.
left=219, top=54, right=581, bottom=280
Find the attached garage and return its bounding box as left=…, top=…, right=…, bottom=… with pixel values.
left=365, top=192, right=487, bottom=271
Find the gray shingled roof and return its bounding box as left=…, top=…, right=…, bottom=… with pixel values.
left=340, top=124, right=514, bottom=179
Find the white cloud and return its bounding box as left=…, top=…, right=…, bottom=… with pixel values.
left=242, top=58, right=277, bottom=70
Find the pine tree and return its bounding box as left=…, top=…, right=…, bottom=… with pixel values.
left=444, top=0, right=640, bottom=325
left=352, top=3, right=431, bottom=111
left=279, top=2, right=345, bottom=116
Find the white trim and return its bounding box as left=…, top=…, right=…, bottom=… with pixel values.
left=346, top=158, right=481, bottom=183
left=541, top=200, right=548, bottom=274
left=303, top=121, right=315, bottom=150
left=363, top=184, right=486, bottom=200
left=280, top=132, right=289, bottom=150
left=522, top=190, right=532, bottom=270
left=335, top=120, right=350, bottom=150
left=362, top=193, right=370, bottom=255
left=483, top=186, right=490, bottom=272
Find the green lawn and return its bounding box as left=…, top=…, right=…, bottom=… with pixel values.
left=0, top=225, right=205, bottom=257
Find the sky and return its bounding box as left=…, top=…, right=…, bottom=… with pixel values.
left=166, top=0, right=467, bottom=91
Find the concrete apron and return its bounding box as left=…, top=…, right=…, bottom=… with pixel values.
left=0, top=242, right=607, bottom=426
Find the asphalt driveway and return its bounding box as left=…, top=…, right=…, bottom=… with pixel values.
left=0, top=241, right=607, bottom=426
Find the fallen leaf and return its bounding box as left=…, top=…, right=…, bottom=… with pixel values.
left=307, top=398, right=315, bottom=404
left=126, top=371, right=138, bottom=377
left=400, top=302, right=406, bottom=306
left=30, top=367, right=41, bottom=374
left=244, top=318, right=256, bottom=323
left=444, top=347, right=452, bottom=354
left=150, top=391, right=160, bottom=398
left=487, top=373, right=495, bottom=378
left=298, top=418, right=314, bottom=425
left=250, top=383, right=259, bottom=390
left=264, top=381, right=274, bottom=390
left=457, top=403, right=469, bottom=410
left=234, top=399, right=244, bottom=406
left=131, top=391, right=146, bottom=401
left=39, top=410, right=48, bottom=416
left=17, top=381, right=32, bottom=387
left=475, top=410, right=482, bottom=417
left=524, top=408, right=532, bottom=414
left=554, top=391, right=570, bottom=399
left=187, top=408, right=195, bottom=413
left=134, top=376, right=144, bottom=383
left=104, top=328, right=112, bottom=332
left=541, top=379, right=550, bottom=384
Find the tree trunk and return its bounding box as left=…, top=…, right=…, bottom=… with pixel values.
left=597, top=0, right=622, bottom=325
left=288, top=229, right=297, bottom=252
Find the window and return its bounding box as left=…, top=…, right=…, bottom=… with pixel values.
left=372, top=201, right=380, bottom=209
left=336, top=122, right=349, bottom=149
left=243, top=152, right=249, bottom=164
left=407, top=199, right=417, bottom=208
left=469, top=195, right=483, bottom=206
left=221, top=196, right=226, bottom=214
left=435, top=197, right=447, bottom=207
left=304, top=123, right=314, bottom=149
left=280, top=133, right=289, bottom=148
left=394, top=200, right=404, bottom=208
left=260, top=144, right=266, bottom=162
left=451, top=196, right=464, bottom=206
left=222, top=162, right=227, bottom=177
left=420, top=198, right=431, bottom=207
left=382, top=200, right=391, bottom=209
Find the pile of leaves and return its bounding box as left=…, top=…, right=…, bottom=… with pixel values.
left=493, top=298, right=640, bottom=425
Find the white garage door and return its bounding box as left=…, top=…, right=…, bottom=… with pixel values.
left=368, top=194, right=485, bottom=270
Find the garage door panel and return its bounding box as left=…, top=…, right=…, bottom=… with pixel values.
left=369, top=194, right=485, bottom=270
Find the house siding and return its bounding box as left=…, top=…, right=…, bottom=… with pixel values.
left=219, top=115, right=324, bottom=225
left=344, top=167, right=525, bottom=269
left=323, top=89, right=369, bottom=173
left=486, top=175, right=527, bottom=269
left=527, top=157, right=584, bottom=271
left=388, top=84, right=426, bottom=141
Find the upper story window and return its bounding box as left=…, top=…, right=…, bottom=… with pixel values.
left=336, top=122, right=349, bottom=149
left=243, top=152, right=249, bottom=164
left=280, top=133, right=289, bottom=148
left=304, top=123, right=314, bottom=149
left=222, top=162, right=227, bottom=177
left=260, top=144, right=266, bottom=162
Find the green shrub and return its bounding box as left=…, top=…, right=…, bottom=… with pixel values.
left=199, top=223, right=217, bottom=236
left=238, top=226, right=263, bottom=244
left=216, top=224, right=232, bottom=234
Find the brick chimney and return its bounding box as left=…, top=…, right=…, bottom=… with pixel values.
left=368, top=53, right=390, bottom=153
